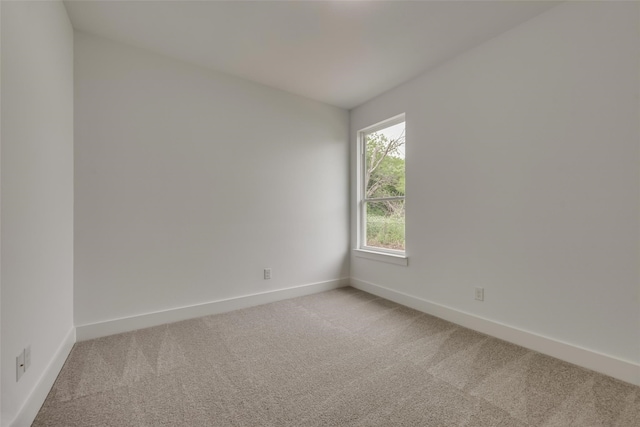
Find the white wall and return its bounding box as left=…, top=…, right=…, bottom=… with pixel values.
left=1, top=0, right=3, bottom=416
left=74, top=32, right=349, bottom=327
left=1, top=1, right=74, bottom=425
left=351, top=1, right=639, bottom=366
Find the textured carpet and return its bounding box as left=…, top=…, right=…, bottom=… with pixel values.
left=34, top=287, right=639, bottom=426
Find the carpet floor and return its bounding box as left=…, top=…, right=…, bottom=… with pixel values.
left=34, top=287, right=639, bottom=426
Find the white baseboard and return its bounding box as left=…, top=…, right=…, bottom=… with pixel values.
left=9, top=327, right=76, bottom=427
left=350, top=278, right=640, bottom=386
left=76, top=278, right=350, bottom=341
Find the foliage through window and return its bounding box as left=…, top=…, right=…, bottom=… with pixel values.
left=360, top=116, right=405, bottom=252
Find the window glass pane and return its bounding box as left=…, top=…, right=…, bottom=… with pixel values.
left=364, top=122, right=405, bottom=199
left=365, top=200, right=405, bottom=251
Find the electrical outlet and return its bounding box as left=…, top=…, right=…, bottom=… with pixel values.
left=264, top=268, right=271, bottom=280
left=16, top=350, right=25, bottom=382
left=25, top=345, right=31, bottom=371
left=475, top=287, right=484, bottom=301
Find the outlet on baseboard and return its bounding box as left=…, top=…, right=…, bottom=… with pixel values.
left=16, top=345, right=31, bottom=382
left=16, top=350, right=25, bottom=382
left=475, top=287, right=484, bottom=301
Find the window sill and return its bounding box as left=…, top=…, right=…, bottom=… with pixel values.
left=353, top=249, right=408, bottom=266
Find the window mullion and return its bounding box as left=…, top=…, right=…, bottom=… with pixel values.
left=364, top=196, right=405, bottom=203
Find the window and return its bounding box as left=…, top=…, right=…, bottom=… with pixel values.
left=357, top=114, right=406, bottom=261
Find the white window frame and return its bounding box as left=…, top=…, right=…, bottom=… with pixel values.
left=354, top=114, right=408, bottom=266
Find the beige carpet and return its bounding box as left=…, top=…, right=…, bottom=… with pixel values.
left=34, top=287, right=639, bottom=426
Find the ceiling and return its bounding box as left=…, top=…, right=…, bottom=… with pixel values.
left=64, top=0, right=559, bottom=110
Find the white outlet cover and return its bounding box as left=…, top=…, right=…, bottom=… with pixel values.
left=16, top=350, right=25, bottom=382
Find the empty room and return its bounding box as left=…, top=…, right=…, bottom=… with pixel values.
left=1, top=0, right=639, bottom=426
